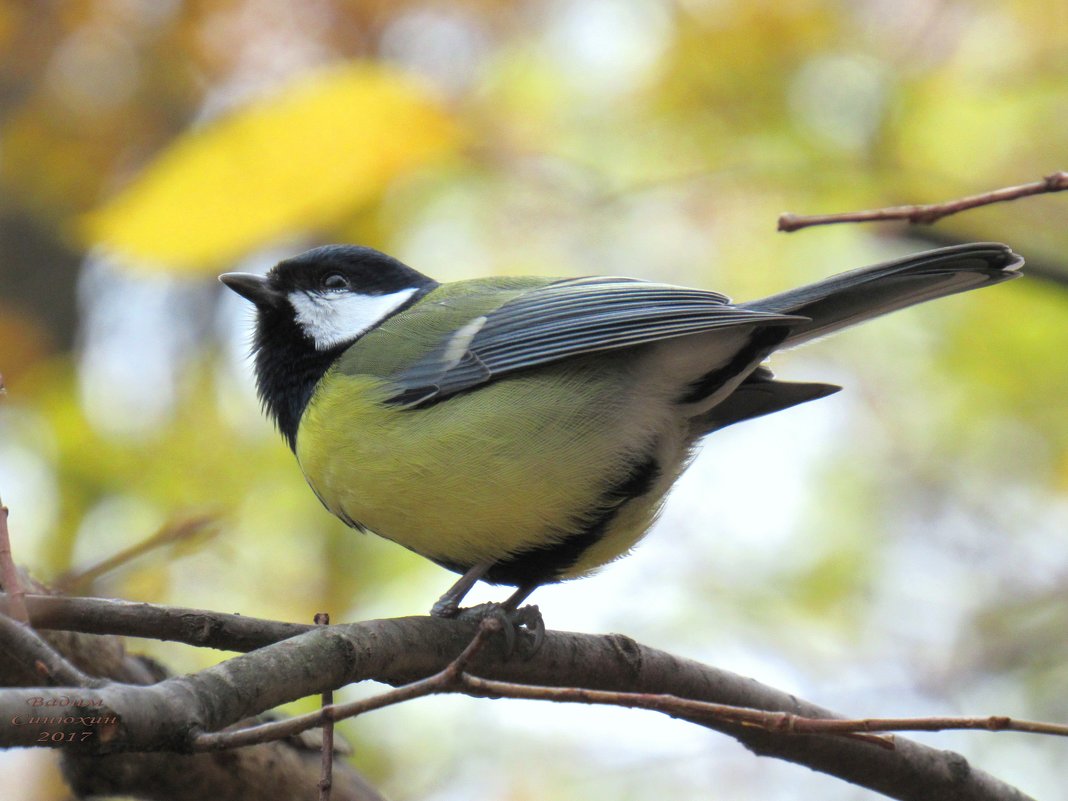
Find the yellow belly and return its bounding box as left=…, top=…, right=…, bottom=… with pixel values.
left=295, top=360, right=678, bottom=579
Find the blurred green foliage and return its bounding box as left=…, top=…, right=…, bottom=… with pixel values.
left=0, top=1, right=1066, bottom=799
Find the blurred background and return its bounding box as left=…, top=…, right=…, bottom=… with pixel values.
left=1, top=1, right=1067, bottom=798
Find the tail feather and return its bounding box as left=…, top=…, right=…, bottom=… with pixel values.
left=742, top=243, right=1023, bottom=349
left=691, top=368, right=841, bottom=435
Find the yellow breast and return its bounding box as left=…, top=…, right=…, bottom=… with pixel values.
left=295, top=358, right=679, bottom=578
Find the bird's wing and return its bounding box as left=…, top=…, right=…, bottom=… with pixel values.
left=384, top=277, right=803, bottom=406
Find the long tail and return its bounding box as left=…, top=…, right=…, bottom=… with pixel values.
left=741, top=243, right=1023, bottom=349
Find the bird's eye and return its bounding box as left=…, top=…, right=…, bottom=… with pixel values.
left=322, top=273, right=348, bottom=292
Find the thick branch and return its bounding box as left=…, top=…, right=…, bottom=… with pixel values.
left=5, top=593, right=312, bottom=651
left=0, top=614, right=1034, bottom=801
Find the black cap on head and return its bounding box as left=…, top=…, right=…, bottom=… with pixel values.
left=267, top=244, right=435, bottom=297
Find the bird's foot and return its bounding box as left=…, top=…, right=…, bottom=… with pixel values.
left=455, top=603, right=545, bottom=657
left=430, top=596, right=462, bottom=619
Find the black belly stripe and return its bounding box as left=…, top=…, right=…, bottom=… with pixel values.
left=676, top=326, right=790, bottom=405
left=477, top=452, right=662, bottom=587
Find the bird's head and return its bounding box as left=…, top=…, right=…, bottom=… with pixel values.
left=220, top=244, right=437, bottom=353
left=220, top=244, right=437, bottom=448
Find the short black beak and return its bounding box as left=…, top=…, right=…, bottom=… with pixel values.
left=219, top=272, right=282, bottom=308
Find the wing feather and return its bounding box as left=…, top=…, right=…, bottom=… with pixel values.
left=387, top=277, right=803, bottom=405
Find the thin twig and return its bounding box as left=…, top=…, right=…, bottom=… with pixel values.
left=778, top=171, right=1068, bottom=232
left=0, top=500, right=28, bottom=623
left=777, top=715, right=1068, bottom=738
left=459, top=675, right=893, bottom=749
left=460, top=674, right=1068, bottom=744
left=193, top=617, right=502, bottom=751
left=316, top=612, right=334, bottom=801
left=54, top=513, right=221, bottom=593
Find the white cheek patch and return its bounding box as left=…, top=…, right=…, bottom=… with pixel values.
left=288, top=288, right=417, bottom=350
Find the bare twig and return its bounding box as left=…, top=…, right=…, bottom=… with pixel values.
left=458, top=675, right=892, bottom=748
left=316, top=612, right=334, bottom=801
left=781, top=715, right=1068, bottom=738
left=54, top=513, right=221, bottom=594
left=0, top=500, right=28, bottom=623
left=460, top=674, right=1068, bottom=743
left=778, top=171, right=1068, bottom=232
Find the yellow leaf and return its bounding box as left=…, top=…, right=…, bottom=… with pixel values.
left=82, top=64, right=460, bottom=271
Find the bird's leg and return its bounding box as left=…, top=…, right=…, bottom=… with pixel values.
left=430, top=561, right=492, bottom=618
left=434, top=569, right=545, bottom=655
left=502, top=581, right=538, bottom=611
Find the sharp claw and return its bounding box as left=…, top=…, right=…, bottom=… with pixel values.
left=516, top=605, right=545, bottom=655
left=454, top=603, right=545, bottom=658
left=501, top=611, right=517, bottom=655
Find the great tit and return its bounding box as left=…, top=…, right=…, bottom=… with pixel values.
left=220, top=242, right=1021, bottom=617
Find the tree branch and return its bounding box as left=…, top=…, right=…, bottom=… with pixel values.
left=0, top=501, right=27, bottom=624
left=0, top=592, right=383, bottom=801
left=0, top=610, right=1037, bottom=801
left=315, top=611, right=335, bottom=801
left=3, top=592, right=313, bottom=651
left=778, top=171, right=1068, bottom=232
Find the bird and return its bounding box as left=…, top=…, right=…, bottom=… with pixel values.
left=220, top=241, right=1022, bottom=621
